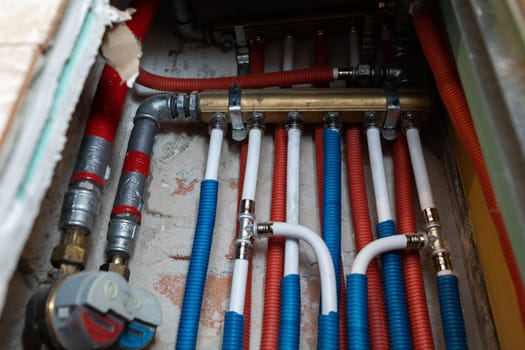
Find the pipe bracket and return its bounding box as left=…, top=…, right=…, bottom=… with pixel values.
left=228, top=84, right=247, bottom=141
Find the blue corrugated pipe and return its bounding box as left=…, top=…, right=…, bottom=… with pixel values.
left=437, top=274, right=468, bottom=350
left=346, top=273, right=370, bottom=350
left=175, top=180, right=219, bottom=350
left=222, top=311, right=244, bottom=350
left=377, top=220, right=412, bottom=349
left=320, top=127, right=341, bottom=347
left=279, top=274, right=301, bottom=348
left=318, top=311, right=339, bottom=350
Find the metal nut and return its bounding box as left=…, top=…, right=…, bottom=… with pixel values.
left=51, top=243, right=86, bottom=268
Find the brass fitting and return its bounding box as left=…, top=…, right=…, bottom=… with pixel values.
left=100, top=255, right=130, bottom=281
left=51, top=228, right=88, bottom=275
left=433, top=249, right=453, bottom=272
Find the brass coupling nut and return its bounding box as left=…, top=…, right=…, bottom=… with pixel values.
left=401, top=111, right=418, bottom=132
left=364, top=111, right=379, bottom=128
left=100, top=255, right=130, bottom=281
left=51, top=228, right=88, bottom=269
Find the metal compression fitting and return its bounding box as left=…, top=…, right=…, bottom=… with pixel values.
left=103, top=93, right=199, bottom=277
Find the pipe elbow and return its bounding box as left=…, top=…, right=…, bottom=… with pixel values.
left=135, top=93, right=176, bottom=126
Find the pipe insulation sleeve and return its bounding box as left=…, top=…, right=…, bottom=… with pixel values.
left=136, top=67, right=337, bottom=92
left=222, top=311, right=244, bottom=350
left=394, top=135, right=435, bottom=350
left=176, top=180, right=219, bottom=350
left=437, top=274, right=468, bottom=350
left=261, top=127, right=287, bottom=350
left=322, top=128, right=342, bottom=301
left=318, top=311, right=339, bottom=350
left=346, top=127, right=389, bottom=350
left=241, top=128, right=262, bottom=201
left=346, top=274, right=370, bottom=350
left=377, top=220, right=413, bottom=350
left=367, top=127, right=392, bottom=222
left=204, top=128, right=224, bottom=181
left=229, top=259, right=249, bottom=314
left=405, top=128, right=435, bottom=209
left=284, top=127, right=301, bottom=276
left=279, top=274, right=301, bottom=350
left=270, top=222, right=337, bottom=315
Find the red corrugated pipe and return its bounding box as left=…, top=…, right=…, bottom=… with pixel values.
left=261, top=127, right=287, bottom=349
left=136, top=67, right=336, bottom=92
left=393, top=136, right=434, bottom=350
left=346, top=127, right=390, bottom=350
left=412, top=5, right=525, bottom=326
left=73, top=0, right=159, bottom=184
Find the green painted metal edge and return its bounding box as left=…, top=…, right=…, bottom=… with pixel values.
left=439, top=0, right=525, bottom=283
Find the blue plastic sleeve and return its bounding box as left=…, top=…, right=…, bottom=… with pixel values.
left=279, top=274, right=301, bottom=349
left=346, top=274, right=370, bottom=350
left=222, top=311, right=244, bottom=350
left=437, top=274, right=468, bottom=350
left=318, top=311, right=339, bottom=350
left=176, top=180, right=219, bottom=350
left=377, top=220, right=413, bottom=350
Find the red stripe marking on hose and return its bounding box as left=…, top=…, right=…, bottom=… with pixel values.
left=112, top=205, right=142, bottom=223
left=122, top=151, right=151, bottom=177
left=70, top=172, right=104, bottom=187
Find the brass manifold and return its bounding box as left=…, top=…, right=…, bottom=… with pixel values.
left=198, top=88, right=430, bottom=123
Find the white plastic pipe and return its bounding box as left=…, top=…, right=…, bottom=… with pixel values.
left=204, top=128, right=224, bottom=180
left=282, top=34, right=295, bottom=71
left=351, top=235, right=407, bottom=274
left=228, top=259, right=249, bottom=314
left=406, top=128, right=436, bottom=209
left=271, top=222, right=337, bottom=315
left=366, top=126, right=392, bottom=222
left=241, top=128, right=262, bottom=201
left=284, top=127, right=301, bottom=276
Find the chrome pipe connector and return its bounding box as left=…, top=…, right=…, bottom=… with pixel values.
left=423, top=207, right=440, bottom=224
left=401, top=111, right=418, bottom=132
left=246, top=112, right=265, bottom=131
left=433, top=249, right=453, bottom=272
left=209, top=112, right=228, bottom=133
left=323, top=111, right=342, bottom=130
left=285, top=112, right=304, bottom=130
left=364, top=111, right=380, bottom=128
left=405, top=233, right=428, bottom=249
left=235, top=239, right=253, bottom=260
left=255, top=221, right=274, bottom=238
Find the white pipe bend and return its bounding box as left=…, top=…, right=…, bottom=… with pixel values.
left=351, top=235, right=408, bottom=275
left=267, top=222, right=337, bottom=315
